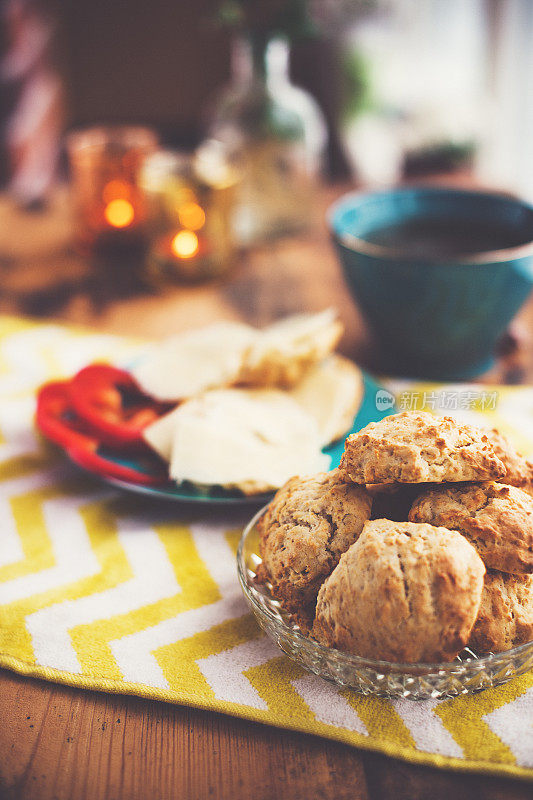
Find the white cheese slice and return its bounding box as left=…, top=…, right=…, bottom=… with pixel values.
left=290, top=354, right=363, bottom=446
left=142, top=405, right=181, bottom=462
left=240, top=308, right=344, bottom=387
left=131, top=321, right=257, bottom=402
left=168, top=388, right=330, bottom=495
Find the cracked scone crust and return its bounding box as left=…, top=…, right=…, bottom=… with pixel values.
left=312, top=519, right=485, bottom=663
left=341, top=411, right=506, bottom=485
left=469, top=571, right=533, bottom=653
left=485, top=428, right=533, bottom=497
left=256, top=470, right=372, bottom=623
left=409, top=482, right=533, bottom=574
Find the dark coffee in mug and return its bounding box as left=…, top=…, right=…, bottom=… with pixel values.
left=363, top=217, right=529, bottom=260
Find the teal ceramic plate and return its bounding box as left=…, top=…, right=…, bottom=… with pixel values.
left=74, top=373, right=395, bottom=505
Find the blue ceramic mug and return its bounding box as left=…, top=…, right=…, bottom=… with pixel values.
left=329, top=187, right=533, bottom=379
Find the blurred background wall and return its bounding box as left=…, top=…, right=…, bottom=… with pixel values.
left=2, top=0, right=533, bottom=203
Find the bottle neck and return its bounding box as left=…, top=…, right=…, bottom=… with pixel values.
left=232, top=34, right=290, bottom=89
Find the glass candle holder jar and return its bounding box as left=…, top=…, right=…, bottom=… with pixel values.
left=139, top=141, right=240, bottom=282
left=67, top=125, right=158, bottom=253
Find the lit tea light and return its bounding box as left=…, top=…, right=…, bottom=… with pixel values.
left=171, top=230, right=199, bottom=259
left=140, top=144, right=238, bottom=282
left=67, top=125, right=157, bottom=251
left=104, top=198, right=135, bottom=228
left=178, top=201, right=205, bottom=231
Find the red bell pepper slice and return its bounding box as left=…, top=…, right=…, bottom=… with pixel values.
left=66, top=440, right=168, bottom=486
left=36, top=381, right=92, bottom=450
left=68, top=363, right=169, bottom=448
left=36, top=380, right=168, bottom=486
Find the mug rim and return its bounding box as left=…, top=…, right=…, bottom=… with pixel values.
left=328, top=185, right=533, bottom=266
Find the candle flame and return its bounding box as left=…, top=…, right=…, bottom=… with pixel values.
left=171, top=230, right=199, bottom=259
left=105, top=198, right=135, bottom=228
left=178, top=201, right=206, bottom=231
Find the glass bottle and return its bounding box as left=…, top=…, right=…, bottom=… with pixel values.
left=208, top=35, right=327, bottom=245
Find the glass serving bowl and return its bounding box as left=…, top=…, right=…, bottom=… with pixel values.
left=237, top=508, right=533, bottom=700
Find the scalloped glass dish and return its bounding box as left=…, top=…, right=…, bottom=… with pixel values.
left=237, top=508, right=533, bottom=700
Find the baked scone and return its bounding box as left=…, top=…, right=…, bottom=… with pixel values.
left=469, top=571, right=533, bottom=653
left=239, top=309, right=343, bottom=389
left=485, top=428, right=533, bottom=497
left=409, top=482, right=533, bottom=574
left=256, top=470, right=372, bottom=623
left=289, top=354, right=363, bottom=446
left=168, top=388, right=329, bottom=495
left=312, top=519, right=485, bottom=663
left=341, top=411, right=506, bottom=485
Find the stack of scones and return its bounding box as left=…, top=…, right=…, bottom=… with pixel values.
left=257, top=411, right=533, bottom=663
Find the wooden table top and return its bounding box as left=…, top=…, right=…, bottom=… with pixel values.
left=0, top=185, right=532, bottom=800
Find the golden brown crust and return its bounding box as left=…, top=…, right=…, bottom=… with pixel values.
left=408, top=481, right=533, bottom=574
left=312, top=519, right=485, bottom=663
left=341, top=411, right=506, bottom=485
left=256, top=469, right=372, bottom=615
left=485, top=428, right=533, bottom=497
left=469, top=571, right=533, bottom=653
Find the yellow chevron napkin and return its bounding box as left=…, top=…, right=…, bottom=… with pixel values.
left=0, top=315, right=532, bottom=781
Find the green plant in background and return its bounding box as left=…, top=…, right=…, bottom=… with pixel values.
left=216, top=0, right=377, bottom=40
left=216, top=0, right=318, bottom=40
left=340, top=47, right=373, bottom=123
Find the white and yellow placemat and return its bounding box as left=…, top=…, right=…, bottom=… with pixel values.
left=0, top=315, right=532, bottom=781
